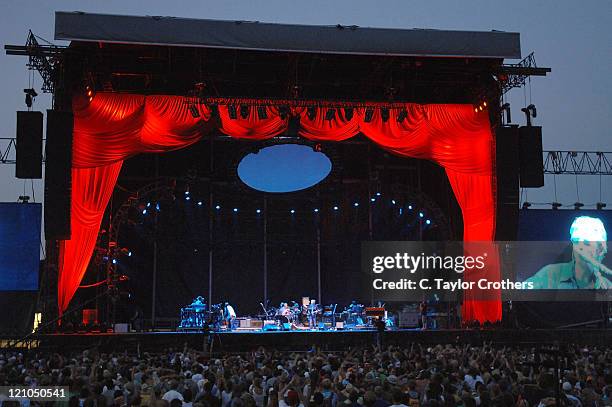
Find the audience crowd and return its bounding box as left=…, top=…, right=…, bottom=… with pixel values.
left=0, top=343, right=610, bottom=407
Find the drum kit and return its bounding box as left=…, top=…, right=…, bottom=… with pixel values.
left=179, top=297, right=237, bottom=331
left=179, top=296, right=209, bottom=330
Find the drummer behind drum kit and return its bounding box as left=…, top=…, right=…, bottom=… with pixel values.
left=179, top=296, right=392, bottom=332
left=178, top=298, right=237, bottom=331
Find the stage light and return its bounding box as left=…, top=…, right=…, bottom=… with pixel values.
left=256, top=209, right=262, bottom=214
left=24, top=88, right=37, bottom=108
left=479, top=105, right=483, bottom=111
left=233, top=208, right=239, bottom=213
left=156, top=203, right=160, bottom=211
left=185, top=191, right=190, bottom=195
left=290, top=209, right=295, bottom=214
left=142, top=209, right=147, bottom=215
left=426, top=219, right=431, bottom=225
left=353, top=202, right=359, bottom=207
left=522, top=202, right=531, bottom=210
left=527, top=104, right=536, bottom=117
left=474, top=107, right=478, bottom=113
left=397, top=109, right=408, bottom=123
left=381, top=108, right=389, bottom=122
left=314, top=208, right=319, bottom=213
left=408, top=205, right=413, bottom=210
left=521, top=104, right=537, bottom=126
left=597, top=202, right=607, bottom=210
left=188, top=104, right=200, bottom=118
left=399, top=208, right=403, bottom=215
left=186, top=196, right=191, bottom=201
left=371, top=198, right=376, bottom=202
left=574, top=202, right=584, bottom=210
left=240, top=105, right=250, bottom=119
left=128, top=251, right=132, bottom=257
left=197, top=201, right=203, bottom=206
left=146, top=202, right=151, bottom=207
left=502, top=103, right=511, bottom=123
left=257, top=106, right=267, bottom=120
left=228, top=105, right=238, bottom=119
left=344, top=107, right=354, bottom=120
left=391, top=199, right=396, bottom=205
left=419, top=212, right=424, bottom=218
left=483, top=101, right=487, bottom=107
left=552, top=202, right=562, bottom=210
left=333, top=205, right=339, bottom=211
left=215, top=205, right=221, bottom=210
left=325, top=108, right=336, bottom=121
left=307, top=107, right=316, bottom=120
left=364, top=108, right=374, bottom=123
left=376, top=192, right=381, bottom=196
left=112, top=259, right=117, bottom=264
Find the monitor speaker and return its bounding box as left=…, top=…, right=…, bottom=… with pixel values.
left=15, top=111, right=43, bottom=179
left=519, top=126, right=544, bottom=188
left=44, top=110, right=73, bottom=240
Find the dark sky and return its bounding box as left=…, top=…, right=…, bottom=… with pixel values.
left=2, top=0, right=611, bottom=212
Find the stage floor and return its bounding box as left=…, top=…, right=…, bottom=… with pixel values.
left=16, top=328, right=610, bottom=352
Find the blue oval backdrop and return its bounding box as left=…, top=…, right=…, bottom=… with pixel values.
left=237, top=144, right=332, bottom=193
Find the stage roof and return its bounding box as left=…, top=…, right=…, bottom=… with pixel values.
left=55, top=11, right=521, bottom=59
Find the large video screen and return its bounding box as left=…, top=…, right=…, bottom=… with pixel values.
left=516, top=209, right=612, bottom=299
left=0, top=203, right=41, bottom=291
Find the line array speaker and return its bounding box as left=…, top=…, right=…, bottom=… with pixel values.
left=495, top=125, right=520, bottom=240
left=44, top=110, right=73, bottom=240
left=519, top=126, right=544, bottom=188
left=15, top=111, right=43, bottom=179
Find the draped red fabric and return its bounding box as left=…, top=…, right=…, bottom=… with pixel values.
left=61, top=93, right=500, bottom=323
left=293, top=105, right=499, bottom=322
left=58, top=162, right=123, bottom=313
left=60, top=94, right=214, bottom=315
left=218, top=105, right=287, bottom=139
left=445, top=169, right=501, bottom=322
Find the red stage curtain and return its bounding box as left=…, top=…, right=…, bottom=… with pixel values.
left=293, top=105, right=499, bottom=322
left=58, top=162, right=123, bottom=313
left=218, top=105, right=287, bottom=139
left=60, top=94, right=215, bottom=315
left=61, top=93, right=500, bottom=323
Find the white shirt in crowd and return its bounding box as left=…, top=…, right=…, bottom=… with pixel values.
left=162, top=390, right=185, bottom=403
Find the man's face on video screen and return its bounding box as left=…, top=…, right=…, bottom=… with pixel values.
left=570, top=216, right=608, bottom=263
left=573, top=240, right=607, bottom=263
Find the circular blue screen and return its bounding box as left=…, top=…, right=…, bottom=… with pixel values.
left=237, top=144, right=332, bottom=193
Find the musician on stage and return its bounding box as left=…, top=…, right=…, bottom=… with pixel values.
left=419, top=300, right=428, bottom=330
left=224, top=302, right=236, bottom=330
left=307, top=299, right=319, bottom=329
left=525, top=216, right=612, bottom=289
left=190, top=296, right=207, bottom=310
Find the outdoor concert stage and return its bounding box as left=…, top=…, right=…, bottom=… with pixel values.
left=29, top=328, right=611, bottom=352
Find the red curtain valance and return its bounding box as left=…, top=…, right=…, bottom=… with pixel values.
left=60, top=93, right=500, bottom=322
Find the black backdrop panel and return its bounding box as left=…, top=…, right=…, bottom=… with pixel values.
left=0, top=292, right=37, bottom=334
